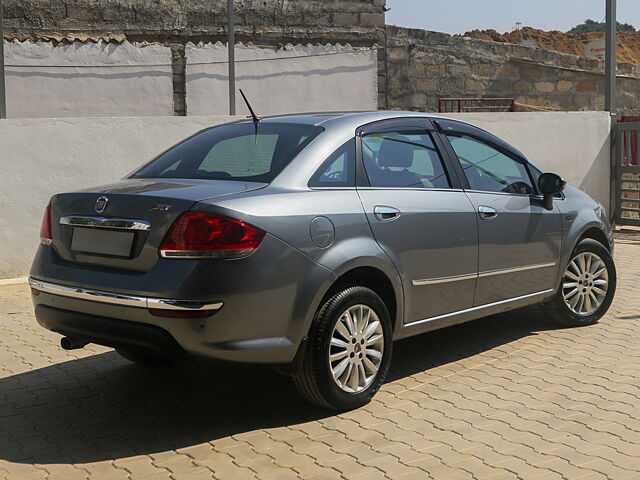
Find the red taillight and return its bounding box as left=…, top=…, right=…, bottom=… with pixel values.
left=40, top=203, right=52, bottom=246
left=159, top=212, right=265, bottom=259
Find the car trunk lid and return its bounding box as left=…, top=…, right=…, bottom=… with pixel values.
left=50, top=178, right=266, bottom=271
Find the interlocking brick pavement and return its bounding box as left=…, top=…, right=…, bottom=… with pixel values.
left=1, top=236, right=639, bottom=479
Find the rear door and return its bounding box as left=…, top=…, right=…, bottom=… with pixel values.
left=436, top=119, right=562, bottom=306
left=355, top=118, right=479, bottom=324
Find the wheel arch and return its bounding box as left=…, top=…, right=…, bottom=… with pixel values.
left=577, top=226, right=612, bottom=252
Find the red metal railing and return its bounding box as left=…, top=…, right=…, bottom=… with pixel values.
left=621, top=116, right=640, bottom=166
left=438, top=98, right=517, bottom=113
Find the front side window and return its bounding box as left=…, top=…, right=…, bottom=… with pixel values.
left=446, top=135, right=534, bottom=195
left=131, top=123, right=323, bottom=183
left=361, top=130, right=450, bottom=189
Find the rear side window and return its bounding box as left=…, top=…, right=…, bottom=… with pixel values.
left=131, top=123, right=323, bottom=183
left=309, top=139, right=356, bottom=188
left=446, top=135, right=535, bottom=195
left=362, top=130, right=450, bottom=189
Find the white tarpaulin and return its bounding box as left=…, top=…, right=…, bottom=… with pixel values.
left=4, top=40, right=174, bottom=118
left=186, top=43, right=378, bottom=116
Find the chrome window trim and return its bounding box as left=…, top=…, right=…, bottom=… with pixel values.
left=60, top=216, right=151, bottom=231
left=356, top=187, right=465, bottom=193
left=464, top=189, right=534, bottom=198
left=29, top=278, right=223, bottom=311
left=405, top=289, right=554, bottom=327
left=478, top=262, right=556, bottom=278
left=412, top=273, right=477, bottom=286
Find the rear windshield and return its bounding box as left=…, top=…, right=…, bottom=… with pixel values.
left=131, top=122, right=323, bottom=182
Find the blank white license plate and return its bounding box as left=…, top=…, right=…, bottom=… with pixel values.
left=71, top=228, right=134, bottom=257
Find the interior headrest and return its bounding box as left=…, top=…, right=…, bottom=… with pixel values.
left=378, top=136, right=416, bottom=168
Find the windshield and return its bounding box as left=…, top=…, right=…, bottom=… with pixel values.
left=131, top=122, right=323, bottom=182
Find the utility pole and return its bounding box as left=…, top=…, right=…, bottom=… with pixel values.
left=0, top=0, right=7, bottom=119
left=227, top=0, right=236, bottom=116
left=605, top=0, right=617, bottom=114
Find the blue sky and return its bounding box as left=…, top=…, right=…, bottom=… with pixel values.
left=386, top=0, right=640, bottom=34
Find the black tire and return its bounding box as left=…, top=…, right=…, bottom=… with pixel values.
left=541, top=238, right=616, bottom=327
left=294, top=286, right=393, bottom=410
left=116, top=348, right=173, bottom=366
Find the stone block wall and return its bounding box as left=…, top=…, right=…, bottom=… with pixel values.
left=4, top=0, right=386, bottom=45
left=383, top=26, right=640, bottom=114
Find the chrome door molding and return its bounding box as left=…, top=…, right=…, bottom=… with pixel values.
left=412, top=272, right=477, bottom=286
left=404, top=288, right=554, bottom=328
left=478, top=262, right=556, bottom=278
left=60, top=216, right=151, bottom=231
left=412, top=262, right=556, bottom=286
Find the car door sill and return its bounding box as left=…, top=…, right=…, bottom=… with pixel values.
left=398, top=289, right=554, bottom=339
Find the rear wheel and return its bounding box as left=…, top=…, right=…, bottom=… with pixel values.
left=294, top=286, right=393, bottom=410
left=542, top=238, right=616, bottom=327
left=116, top=348, right=173, bottom=366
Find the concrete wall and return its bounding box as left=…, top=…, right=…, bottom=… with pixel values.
left=0, top=116, right=236, bottom=279
left=448, top=112, right=612, bottom=212
left=4, top=40, right=174, bottom=118
left=186, top=44, right=378, bottom=116
left=383, top=26, right=640, bottom=115
left=0, top=112, right=611, bottom=279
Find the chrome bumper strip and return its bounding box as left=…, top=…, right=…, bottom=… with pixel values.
left=29, top=278, right=223, bottom=312
left=413, top=273, right=477, bottom=287
left=60, top=216, right=151, bottom=231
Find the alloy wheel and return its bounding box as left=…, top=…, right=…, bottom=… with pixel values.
left=562, top=252, right=609, bottom=316
left=328, top=304, right=384, bottom=393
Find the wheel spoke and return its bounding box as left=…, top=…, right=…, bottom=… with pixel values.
left=563, top=282, right=579, bottom=289
left=593, top=267, right=606, bottom=278
left=332, top=357, right=349, bottom=378
left=564, top=269, right=580, bottom=281
left=577, top=254, right=586, bottom=273
left=366, top=348, right=383, bottom=360
left=331, top=337, right=348, bottom=348
left=563, top=288, right=579, bottom=300
left=594, top=279, right=608, bottom=286
left=569, top=260, right=581, bottom=277
left=569, top=292, right=581, bottom=309
left=589, top=258, right=601, bottom=275
left=357, top=362, right=367, bottom=385
left=363, top=320, right=381, bottom=340
left=588, top=291, right=600, bottom=308
left=592, top=286, right=607, bottom=296
left=330, top=350, right=348, bottom=362
left=362, top=355, right=378, bottom=374
left=585, top=254, right=592, bottom=274
left=335, top=318, right=350, bottom=340
left=348, top=363, right=359, bottom=391
left=366, top=333, right=384, bottom=346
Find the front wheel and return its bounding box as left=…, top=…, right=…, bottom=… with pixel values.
left=542, top=238, right=616, bottom=327
left=294, top=286, right=393, bottom=410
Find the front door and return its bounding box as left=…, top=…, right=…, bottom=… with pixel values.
left=356, top=118, right=479, bottom=323
left=438, top=121, right=562, bottom=306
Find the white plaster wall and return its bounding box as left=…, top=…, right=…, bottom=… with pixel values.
left=186, top=44, right=378, bottom=116
left=0, top=116, right=236, bottom=278
left=0, top=112, right=611, bottom=278
left=4, top=40, right=174, bottom=118
left=448, top=112, right=612, bottom=211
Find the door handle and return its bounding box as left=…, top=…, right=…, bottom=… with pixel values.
left=478, top=206, right=497, bottom=220
left=374, top=206, right=401, bottom=222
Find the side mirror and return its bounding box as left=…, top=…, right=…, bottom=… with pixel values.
left=538, top=172, right=566, bottom=211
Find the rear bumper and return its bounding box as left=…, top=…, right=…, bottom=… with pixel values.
left=29, top=234, right=337, bottom=364
left=35, top=304, right=187, bottom=357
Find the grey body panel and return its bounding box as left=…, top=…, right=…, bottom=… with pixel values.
left=356, top=188, right=478, bottom=322
left=29, top=111, right=614, bottom=365
left=464, top=191, right=562, bottom=305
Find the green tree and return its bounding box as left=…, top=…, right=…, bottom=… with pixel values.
left=568, top=18, right=636, bottom=34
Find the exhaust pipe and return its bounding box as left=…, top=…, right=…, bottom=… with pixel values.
left=60, top=337, right=87, bottom=350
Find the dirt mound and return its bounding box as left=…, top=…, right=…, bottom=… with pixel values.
left=464, top=26, right=640, bottom=65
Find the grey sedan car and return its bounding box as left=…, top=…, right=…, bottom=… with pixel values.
left=30, top=112, right=616, bottom=409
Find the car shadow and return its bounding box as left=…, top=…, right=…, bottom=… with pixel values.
left=1, top=305, right=558, bottom=465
